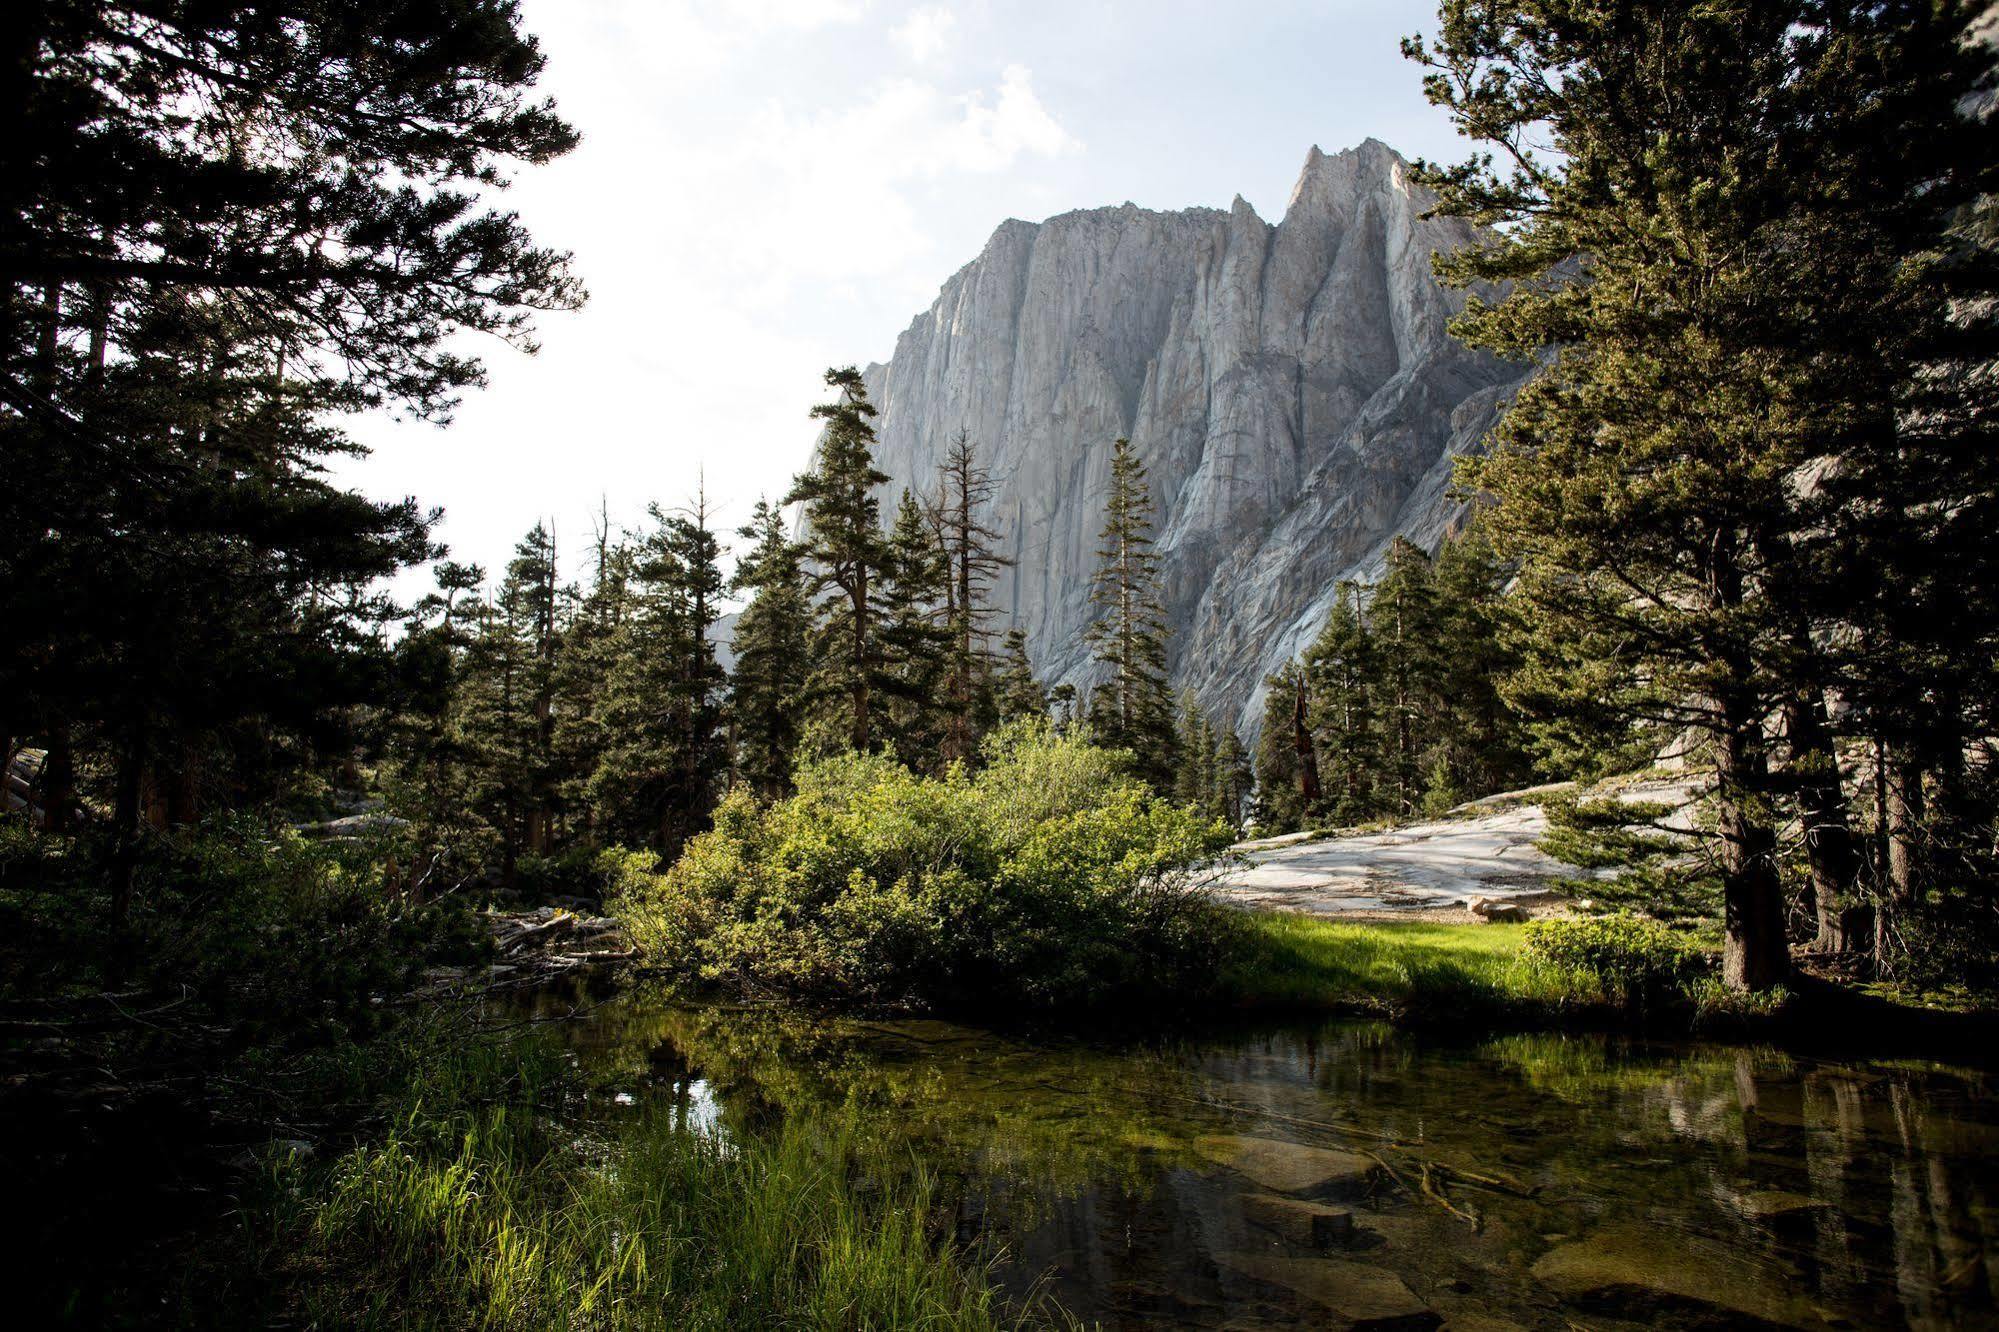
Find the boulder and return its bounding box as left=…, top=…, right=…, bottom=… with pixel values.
left=1241, top=1192, right=1356, bottom=1248
left=1196, top=1134, right=1380, bottom=1198
left=1217, top=1252, right=1440, bottom=1330
left=1467, top=897, right=1530, bottom=923
left=1531, top=1224, right=1825, bottom=1328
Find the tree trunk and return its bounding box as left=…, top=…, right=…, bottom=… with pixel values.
left=1883, top=750, right=1924, bottom=907
left=164, top=742, right=199, bottom=827
left=1782, top=694, right=1871, bottom=953
left=39, top=729, right=75, bottom=833
left=502, top=799, right=519, bottom=892
left=851, top=577, right=871, bottom=751
left=110, top=725, right=149, bottom=923
left=1717, top=699, right=1790, bottom=991
left=1292, top=681, right=1322, bottom=812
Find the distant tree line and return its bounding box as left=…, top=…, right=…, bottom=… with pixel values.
left=1253, top=530, right=1532, bottom=831
left=377, top=377, right=1234, bottom=890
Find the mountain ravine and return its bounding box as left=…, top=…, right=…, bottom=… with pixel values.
left=855, top=139, right=1531, bottom=734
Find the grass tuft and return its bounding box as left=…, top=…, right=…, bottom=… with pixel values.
left=254, top=1036, right=1042, bottom=1331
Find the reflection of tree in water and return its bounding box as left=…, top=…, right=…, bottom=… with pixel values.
left=1479, top=1031, right=1997, bottom=1326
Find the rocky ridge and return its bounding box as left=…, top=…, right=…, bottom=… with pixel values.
left=856, top=139, right=1531, bottom=733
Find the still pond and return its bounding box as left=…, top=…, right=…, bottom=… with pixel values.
left=542, top=992, right=1997, bottom=1330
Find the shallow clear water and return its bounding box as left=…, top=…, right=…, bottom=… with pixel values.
left=550, top=993, right=1999, bottom=1330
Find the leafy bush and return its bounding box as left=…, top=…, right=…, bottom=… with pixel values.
left=606, top=724, right=1236, bottom=1010
left=0, top=814, right=483, bottom=1017
left=1523, top=913, right=1713, bottom=1006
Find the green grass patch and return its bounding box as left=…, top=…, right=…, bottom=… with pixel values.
left=1220, top=912, right=1730, bottom=1024
left=1221, top=912, right=1825, bottom=1033
left=1223, top=914, right=1564, bottom=1017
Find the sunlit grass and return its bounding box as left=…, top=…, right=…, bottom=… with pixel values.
left=1223, top=914, right=1604, bottom=1018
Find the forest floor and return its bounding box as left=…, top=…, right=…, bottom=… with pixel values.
left=1215, top=778, right=1698, bottom=923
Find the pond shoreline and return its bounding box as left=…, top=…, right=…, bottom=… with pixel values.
left=571, top=909, right=1999, bottom=1064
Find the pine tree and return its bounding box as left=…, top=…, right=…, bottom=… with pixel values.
left=1254, top=663, right=1314, bottom=832
left=1214, top=728, right=1251, bottom=831
left=659, top=491, right=728, bottom=852
left=994, top=629, right=1046, bottom=723
left=1085, top=438, right=1176, bottom=788
left=551, top=503, right=634, bottom=844
left=787, top=368, right=895, bottom=752
left=934, top=430, right=1010, bottom=763
left=1304, top=583, right=1377, bottom=824
left=1174, top=694, right=1216, bottom=809
left=457, top=525, right=561, bottom=888
left=385, top=559, right=489, bottom=885
left=1366, top=538, right=1441, bottom=817
left=512, top=524, right=563, bottom=857
left=589, top=499, right=726, bottom=855
left=729, top=498, right=811, bottom=800
left=880, top=489, right=953, bottom=770
left=1048, top=683, right=1080, bottom=732
left=1429, top=523, right=1531, bottom=800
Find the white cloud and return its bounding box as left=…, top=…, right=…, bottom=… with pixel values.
left=962, top=64, right=1079, bottom=168
left=728, top=0, right=870, bottom=30
left=344, top=1, right=1084, bottom=595
left=891, top=5, right=956, bottom=63
left=692, top=64, right=1081, bottom=308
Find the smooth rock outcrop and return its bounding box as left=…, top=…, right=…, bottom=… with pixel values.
left=856, top=140, right=1530, bottom=733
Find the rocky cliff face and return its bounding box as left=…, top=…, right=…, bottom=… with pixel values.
left=858, top=140, right=1528, bottom=733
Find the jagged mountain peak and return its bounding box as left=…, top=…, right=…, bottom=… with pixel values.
left=854, top=142, right=1528, bottom=734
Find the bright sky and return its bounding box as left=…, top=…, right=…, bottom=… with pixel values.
left=339, top=0, right=1469, bottom=595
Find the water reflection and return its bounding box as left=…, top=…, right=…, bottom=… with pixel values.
left=554, top=994, right=1998, bottom=1330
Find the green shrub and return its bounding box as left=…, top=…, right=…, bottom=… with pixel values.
left=1523, top=913, right=1713, bottom=1006
left=606, top=724, right=1235, bottom=1011
left=1539, top=795, right=1720, bottom=923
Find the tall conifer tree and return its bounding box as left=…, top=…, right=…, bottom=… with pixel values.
left=1405, top=0, right=1999, bottom=986
left=787, top=368, right=894, bottom=752
left=590, top=499, right=725, bottom=855
left=1085, top=438, right=1175, bottom=788
left=880, top=489, right=953, bottom=769
left=1367, top=538, right=1441, bottom=817
left=934, top=430, right=1010, bottom=764
left=995, top=629, right=1047, bottom=724
left=1304, top=583, right=1377, bottom=825
left=1254, top=663, right=1315, bottom=832
left=729, top=499, right=812, bottom=800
